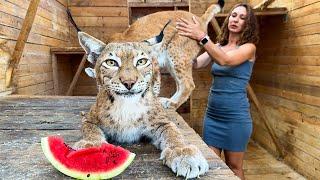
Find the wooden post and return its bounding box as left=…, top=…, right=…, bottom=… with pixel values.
left=5, top=0, right=41, bottom=88
left=210, top=18, right=221, bottom=35
left=51, top=53, right=59, bottom=95
left=254, top=0, right=276, bottom=10
left=66, top=55, right=87, bottom=96
left=210, top=17, right=284, bottom=158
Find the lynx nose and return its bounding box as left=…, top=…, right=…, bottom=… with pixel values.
left=122, top=80, right=136, bottom=90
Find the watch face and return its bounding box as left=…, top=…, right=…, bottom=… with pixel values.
left=201, top=37, right=209, bottom=45
left=201, top=37, right=208, bottom=45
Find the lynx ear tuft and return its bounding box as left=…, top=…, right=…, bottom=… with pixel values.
left=78, top=32, right=106, bottom=65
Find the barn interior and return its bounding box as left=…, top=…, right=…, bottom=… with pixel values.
left=0, top=0, right=319, bottom=179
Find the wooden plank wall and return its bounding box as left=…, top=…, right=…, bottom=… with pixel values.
left=190, top=0, right=243, bottom=16
left=189, top=0, right=243, bottom=135
left=248, top=0, right=320, bottom=179
left=0, top=0, right=71, bottom=95
left=68, top=0, right=129, bottom=43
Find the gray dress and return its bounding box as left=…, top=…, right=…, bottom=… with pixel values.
left=203, top=60, right=254, bottom=152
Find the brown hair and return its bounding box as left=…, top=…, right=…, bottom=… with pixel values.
left=217, top=3, right=259, bottom=46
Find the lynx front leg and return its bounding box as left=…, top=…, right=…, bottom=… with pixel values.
left=73, top=115, right=106, bottom=149
left=148, top=120, right=208, bottom=179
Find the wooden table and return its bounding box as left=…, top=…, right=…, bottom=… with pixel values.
left=0, top=96, right=238, bottom=179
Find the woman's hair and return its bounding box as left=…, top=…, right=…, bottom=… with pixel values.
left=217, top=3, right=259, bottom=46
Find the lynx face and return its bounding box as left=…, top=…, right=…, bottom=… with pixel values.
left=95, top=43, right=155, bottom=99
left=78, top=32, right=161, bottom=100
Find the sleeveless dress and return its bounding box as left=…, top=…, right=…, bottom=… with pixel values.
left=203, top=60, right=254, bottom=152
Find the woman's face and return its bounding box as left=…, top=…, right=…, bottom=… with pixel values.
left=228, top=6, right=247, bottom=33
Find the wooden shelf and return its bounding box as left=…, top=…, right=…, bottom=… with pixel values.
left=129, top=2, right=188, bottom=8
left=50, top=47, right=84, bottom=54
left=215, top=7, right=288, bottom=18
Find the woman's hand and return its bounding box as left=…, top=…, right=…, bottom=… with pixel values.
left=176, top=16, right=206, bottom=41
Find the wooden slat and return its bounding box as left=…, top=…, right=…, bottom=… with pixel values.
left=69, top=0, right=128, bottom=7
left=73, top=16, right=128, bottom=27
left=5, top=0, right=41, bottom=88
left=129, top=2, right=189, bottom=8
left=215, top=7, right=288, bottom=18
left=2, top=0, right=69, bottom=28
left=69, top=7, right=129, bottom=17
left=50, top=47, right=84, bottom=54
left=289, top=1, right=320, bottom=19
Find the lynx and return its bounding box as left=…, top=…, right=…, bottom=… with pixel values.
left=68, top=1, right=225, bottom=109
left=74, top=32, right=209, bottom=179
left=108, top=1, right=224, bottom=109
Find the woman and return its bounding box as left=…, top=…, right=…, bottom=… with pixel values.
left=176, top=3, right=259, bottom=180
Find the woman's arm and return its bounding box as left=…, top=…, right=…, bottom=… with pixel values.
left=176, top=16, right=256, bottom=66
left=193, top=52, right=211, bottom=69
left=202, top=39, right=256, bottom=66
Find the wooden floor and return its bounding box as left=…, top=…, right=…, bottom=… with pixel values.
left=244, top=141, right=305, bottom=180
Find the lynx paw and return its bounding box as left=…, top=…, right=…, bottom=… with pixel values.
left=159, top=97, right=177, bottom=109
left=160, top=145, right=209, bottom=179
left=73, top=139, right=106, bottom=150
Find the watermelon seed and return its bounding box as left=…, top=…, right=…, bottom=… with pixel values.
left=87, top=174, right=90, bottom=177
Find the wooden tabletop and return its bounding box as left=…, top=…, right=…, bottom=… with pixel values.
left=0, top=96, right=238, bottom=179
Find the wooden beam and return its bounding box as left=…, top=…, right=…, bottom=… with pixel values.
left=254, top=0, right=276, bottom=10
left=210, top=17, right=284, bottom=158
left=51, top=54, right=59, bottom=95
left=215, top=7, right=288, bottom=18
left=246, top=85, right=284, bottom=158
left=5, top=0, right=41, bottom=88
left=66, top=55, right=87, bottom=96
left=210, top=18, right=221, bottom=35
left=128, top=2, right=188, bottom=8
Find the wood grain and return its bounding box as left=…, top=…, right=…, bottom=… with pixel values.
left=0, top=96, right=237, bottom=179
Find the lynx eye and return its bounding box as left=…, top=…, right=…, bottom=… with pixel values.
left=105, top=59, right=119, bottom=67
left=136, top=58, right=148, bottom=66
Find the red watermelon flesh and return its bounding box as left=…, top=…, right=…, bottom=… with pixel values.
left=41, top=136, right=135, bottom=179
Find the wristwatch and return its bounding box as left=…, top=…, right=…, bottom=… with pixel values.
left=199, top=34, right=210, bottom=46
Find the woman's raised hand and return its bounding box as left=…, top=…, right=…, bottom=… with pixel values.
left=176, top=16, right=206, bottom=41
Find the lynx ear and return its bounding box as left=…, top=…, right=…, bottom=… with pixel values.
left=78, top=32, right=106, bottom=65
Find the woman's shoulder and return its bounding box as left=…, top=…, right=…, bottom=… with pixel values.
left=239, top=43, right=256, bottom=62
left=239, top=43, right=256, bottom=51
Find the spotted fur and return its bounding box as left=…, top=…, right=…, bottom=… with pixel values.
left=109, top=3, right=223, bottom=109
left=74, top=33, right=209, bottom=179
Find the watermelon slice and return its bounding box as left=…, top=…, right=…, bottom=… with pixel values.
left=41, top=136, right=135, bottom=179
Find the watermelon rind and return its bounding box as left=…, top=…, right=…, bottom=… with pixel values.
left=41, top=137, right=135, bottom=180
